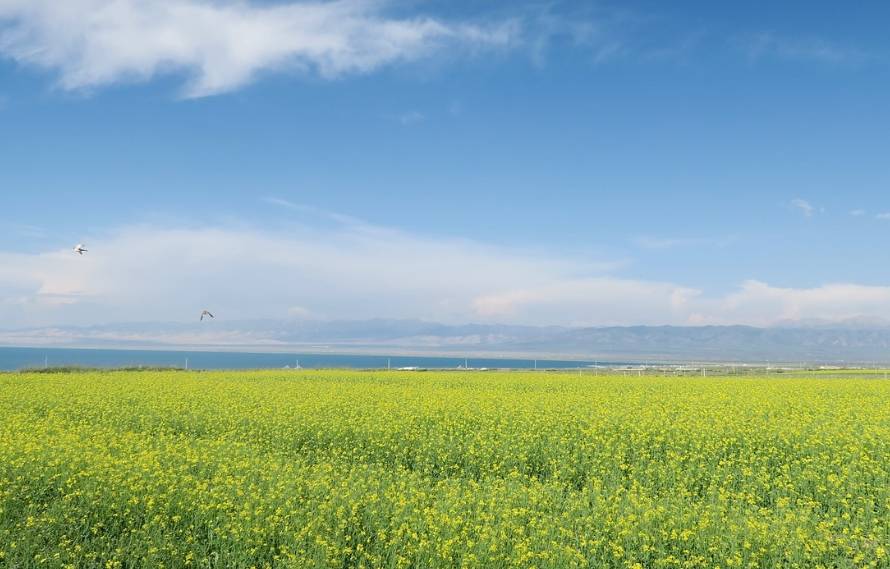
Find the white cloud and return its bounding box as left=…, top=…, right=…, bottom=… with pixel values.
left=688, top=280, right=890, bottom=326
left=736, top=32, right=868, bottom=66
left=0, top=218, right=619, bottom=327
left=0, top=0, right=520, bottom=97
left=476, top=278, right=890, bottom=328
left=850, top=209, right=866, bottom=217
left=876, top=212, right=890, bottom=220
left=472, top=279, right=701, bottom=327
left=790, top=198, right=815, bottom=217
left=5, top=216, right=890, bottom=330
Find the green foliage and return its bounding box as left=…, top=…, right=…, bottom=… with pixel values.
left=1, top=371, right=888, bottom=568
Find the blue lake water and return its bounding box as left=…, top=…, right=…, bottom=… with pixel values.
left=0, top=346, right=624, bottom=371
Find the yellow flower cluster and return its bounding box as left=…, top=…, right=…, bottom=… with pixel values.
left=0, top=370, right=888, bottom=568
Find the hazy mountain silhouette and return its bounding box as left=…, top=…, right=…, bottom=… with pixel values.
left=6, top=318, right=890, bottom=362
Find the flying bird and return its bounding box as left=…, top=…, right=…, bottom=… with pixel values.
left=73, top=244, right=88, bottom=255
left=200, top=310, right=215, bottom=321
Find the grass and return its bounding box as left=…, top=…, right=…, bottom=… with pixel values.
left=1, top=370, right=888, bottom=568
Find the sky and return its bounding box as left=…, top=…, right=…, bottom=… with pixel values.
left=3, top=0, right=890, bottom=329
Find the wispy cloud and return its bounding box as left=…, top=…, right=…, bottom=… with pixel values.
left=397, top=111, right=425, bottom=126
left=523, top=2, right=632, bottom=68
left=875, top=212, right=890, bottom=221
left=790, top=198, right=816, bottom=217
left=850, top=209, right=867, bottom=217
left=641, top=29, right=710, bottom=64
left=735, top=32, right=869, bottom=66
left=0, top=0, right=520, bottom=97
left=262, top=197, right=364, bottom=226
left=633, top=236, right=731, bottom=250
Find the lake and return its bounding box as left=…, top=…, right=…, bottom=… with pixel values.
left=0, top=346, right=623, bottom=371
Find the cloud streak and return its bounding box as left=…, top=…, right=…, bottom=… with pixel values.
left=0, top=0, right=519, bottom=97
left=735, top=32, right=869, bottom=66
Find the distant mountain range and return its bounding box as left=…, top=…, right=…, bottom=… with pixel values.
left=5, top=318, right=890, bottom=363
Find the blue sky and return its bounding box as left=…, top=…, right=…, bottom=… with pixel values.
left=3, top=0, right=890, bottom=329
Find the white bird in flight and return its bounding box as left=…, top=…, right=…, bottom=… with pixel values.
left=73, top=243, right=88, bottom=255
left=200, top=310, right=215, bottom=321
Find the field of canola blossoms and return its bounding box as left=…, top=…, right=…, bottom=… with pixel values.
left=1, top=370, right=889, bottom=569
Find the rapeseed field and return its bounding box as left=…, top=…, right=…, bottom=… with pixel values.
left=1, top=370, right=888, bottom=568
